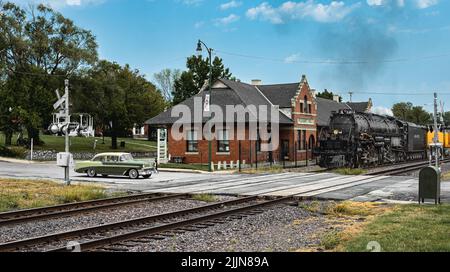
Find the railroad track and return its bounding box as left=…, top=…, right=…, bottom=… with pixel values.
left=0, top=192, right=186, bottom=226
left=2, top=158, right=450, bottom=252
left=369, top=158, right=450, bottom=176
left=0, top=196, right=292, bottom=252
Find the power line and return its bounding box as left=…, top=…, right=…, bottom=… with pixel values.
left=348, top=91, right=450, bottom=96
left=215, top=49, right=450, bottom=65
left=3, top=69, right=70, bottom=77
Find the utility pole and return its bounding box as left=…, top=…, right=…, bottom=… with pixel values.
left=197, top=40, right=214, bottom=172
left=64, top=79, right=71, bottom=185
left=433, top=92, right=440, bottom=169
left=348, top=92, right=354, bottom=103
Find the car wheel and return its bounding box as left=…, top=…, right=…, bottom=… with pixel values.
left=128, top=169, right=139, bottom=179
left=143, top=174, right=152, bottom=179
left=87, top=168, right=97, bottom=177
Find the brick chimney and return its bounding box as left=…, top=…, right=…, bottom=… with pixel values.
left=251, top=79, right=262, bottom=86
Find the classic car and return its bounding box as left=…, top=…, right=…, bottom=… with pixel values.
left=75, top=153, right=156, bottom=179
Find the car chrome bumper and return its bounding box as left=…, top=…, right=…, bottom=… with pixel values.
left=139, top=168, right=156, bottom=176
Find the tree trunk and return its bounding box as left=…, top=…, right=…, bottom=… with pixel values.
left=4, top=131, right=12, bottom=146
left=111, top=124, right=118, bottom=150
left=26, top=127, right=41, bottom=146
left=111, top=134, right=118, bottom=149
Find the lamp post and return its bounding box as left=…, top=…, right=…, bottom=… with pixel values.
left=196, top=40, right=214, bottom=172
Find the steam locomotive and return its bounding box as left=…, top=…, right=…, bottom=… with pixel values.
left=315, top=110, right=428, bottom=168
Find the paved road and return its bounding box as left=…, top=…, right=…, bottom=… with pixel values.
left=1, top=160, right=449, bottom=203
left=0, top=160, right=232, bottom=192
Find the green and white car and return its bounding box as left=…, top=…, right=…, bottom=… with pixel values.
left=75, top=153, right=156, bottom=179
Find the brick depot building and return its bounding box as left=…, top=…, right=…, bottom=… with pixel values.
left=146, top=75, right=371, bottom=165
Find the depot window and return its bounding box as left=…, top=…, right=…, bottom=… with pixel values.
left=217, top=130, right=230, bottom=153
left=186, top=130, right=198, bottom=152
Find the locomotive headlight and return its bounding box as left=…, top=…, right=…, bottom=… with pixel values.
left=333, top=129, right=340, bottom=135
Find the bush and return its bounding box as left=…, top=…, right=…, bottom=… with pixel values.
left=0, top=145, right=27, bottom=159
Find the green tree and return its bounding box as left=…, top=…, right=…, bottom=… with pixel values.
left=409, top=106, right=431, bottom=125
left=153, top=68, right=181, bottom=103
left=316, top=89, right=342, bottom=102
left=392, top=102, right=431, bottom=125
left=443, top=112, right=450, bottom=126
left=392, top=102, right=413, bottom=121
left=172, top=55, right=232, bottom=105
left=0, top=3, right=97, bottom=145
left=73, top=61, right=165, bottom=149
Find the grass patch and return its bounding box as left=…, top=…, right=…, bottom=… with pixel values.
left=340, top=204, right=450, bottom=252
left=0, top=179, right=109, bottom=212
left=191, top=194, right=217, bottom=202
left=442, top=172, right=450, bottom=181
left=0, top=132, right=156, bottom=154
left=298, top=201, right=323, bottom=214
left=326, top=201, right=387, bottom=217
left=321, top=231, right=343, bottom=250
left=240, top=165, right=284, bottom=174
left=333, top=168, right=367, bottom=175
left=316, top=202, right=450, bottom=252
left=159, top=163, right=210, bottom=171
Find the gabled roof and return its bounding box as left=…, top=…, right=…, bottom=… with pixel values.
left=257, top=83, right=300, bottom=108
left=347, top=102, right=370, bottom=113
left=146, top=79, right=293, bottom=125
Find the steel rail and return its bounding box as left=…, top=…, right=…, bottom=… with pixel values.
left=0, top=193, right=186, bottom=226
left=0, top=196, right=260, bottom=252
left=48, top=196, right=293, bottom=252
left=369, top=159, right=450, bottom=176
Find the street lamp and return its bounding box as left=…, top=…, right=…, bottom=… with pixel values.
left=196, top=40, right=214, bottom=172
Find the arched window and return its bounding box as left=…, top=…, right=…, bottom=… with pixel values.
left=304, top=95, right=308, bottom=113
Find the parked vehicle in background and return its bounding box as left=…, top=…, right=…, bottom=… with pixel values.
left=75, top=153, right=156, bottom=179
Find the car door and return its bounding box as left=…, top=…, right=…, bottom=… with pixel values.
left=92, top=155, right=106, bottom=174
left=105, top=155, right=123, bottom=175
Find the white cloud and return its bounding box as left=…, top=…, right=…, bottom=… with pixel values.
left=194, top=21, right=205, bottom=28
left=367, top=0, right=439, bottom=9
left=220, top=1, right=242, bottom=10
left=415, top=0, right=439, bottom=9
left=366, top=0, right=404, bottom=7
left=372, top=106, right=394, bottom=116
left=284, top=53, right=301, bottom=63
left=214, top=14, right=240, bottom=26
left=246, top=1, right=360, bottom=24
left=182, top=0, right=204, bottom=6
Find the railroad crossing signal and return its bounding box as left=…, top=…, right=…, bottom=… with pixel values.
left=52, top=80, right=72, bottom=185
left=53, top=91, right=67, bottom=111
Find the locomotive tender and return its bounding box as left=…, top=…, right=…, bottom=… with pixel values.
left=315, top=110, right=427, bottom=168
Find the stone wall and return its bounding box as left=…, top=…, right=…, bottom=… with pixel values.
left=25, top=150, right=157, bottom=161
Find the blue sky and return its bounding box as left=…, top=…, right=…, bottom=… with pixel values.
left=9, top=0, right=450, bottom=113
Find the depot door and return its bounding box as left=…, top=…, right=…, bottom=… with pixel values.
left=282, top=140, right=290, bottom=160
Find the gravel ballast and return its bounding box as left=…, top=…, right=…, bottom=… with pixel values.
left=0, top=196, right=236, bottom=244
left=129, top=203, right=331, bottom=252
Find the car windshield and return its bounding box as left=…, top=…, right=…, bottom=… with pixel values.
left=120, top=154, right=133, bottom=161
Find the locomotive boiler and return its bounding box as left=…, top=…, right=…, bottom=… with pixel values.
left=315, top=110, right=427, bottom=168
